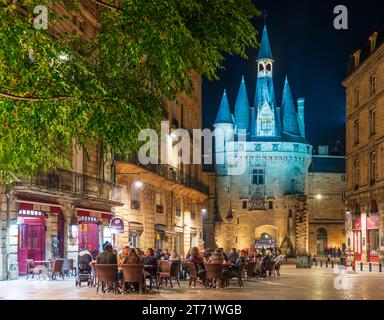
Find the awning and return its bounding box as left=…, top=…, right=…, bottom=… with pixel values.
left=76, top=207, right=113, bottom=220
left=16, top=199, right=62, bottom=214
left=129, top=222, right=144, bottom=233
left=165, top=230, right=176, bottom=236
left=155, top=224, right=166, bottom=233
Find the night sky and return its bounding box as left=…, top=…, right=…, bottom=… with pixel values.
left=202, top=0, right=384, bottom=155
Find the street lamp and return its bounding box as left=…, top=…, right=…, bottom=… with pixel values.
left=134, top=180, right=143, bottom=188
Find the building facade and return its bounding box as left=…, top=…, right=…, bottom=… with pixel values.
left=0, top=2, right=127, bottom=280
left=307, top=148, right=346, bottom=256
left=343, top=26, right=384, bottom=263
left=213, top=25, right=313, bottom=254
left=114, top=72, right=209, bottom=257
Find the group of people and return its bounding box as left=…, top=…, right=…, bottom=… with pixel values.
left=186, top=246, right=285, bottom=281
left=323, top=246, right=343, bottom=258
left=78, top=243, right=285, bottom=290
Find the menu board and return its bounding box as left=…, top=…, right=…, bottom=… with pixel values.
left=51, top=235, right=60, bottom=258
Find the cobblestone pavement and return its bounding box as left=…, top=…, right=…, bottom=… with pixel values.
left=1, top=264, right=384, bottom=300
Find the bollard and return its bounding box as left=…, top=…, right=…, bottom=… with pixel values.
left=315, top=260, right=318, bottom=267
left=326, top=260, right=328, bottom=268
left=331, top=261, right=334, bottom=268
left=320, top=260, right=322, bottom=267
left=369, top=263, right=372, bottom=272
left=379, top=263, right=382, bottom=273
left=360, top=262, right=363, bottom=271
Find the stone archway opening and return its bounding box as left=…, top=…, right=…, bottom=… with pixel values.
left=254, top=225, right=278, bottom=250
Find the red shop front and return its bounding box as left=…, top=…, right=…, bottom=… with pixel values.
left=17, top=201, right=64, bottom=275
left=367, top=213, right=380, bottom=262
left=352, top=216, right=362, bottom=261
left=76, top=208, right=113, bottom=260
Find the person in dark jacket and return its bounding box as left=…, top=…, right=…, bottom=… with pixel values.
left=96, top=244, right=117, bottom=264
left=143, top=248, right=157, bottom=275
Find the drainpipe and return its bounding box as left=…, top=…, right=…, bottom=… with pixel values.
left=5, top=184, right=11, bottom=280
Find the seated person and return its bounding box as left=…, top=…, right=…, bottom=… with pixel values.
left=143, top=248, right=157, bottom=276
left=189, top=247, right=205, bottom=281
left=228, top=248, right=239, bottom=264
left=96, top=244, right=117, bottom=265
left=208, top=248, right=224, bottom=264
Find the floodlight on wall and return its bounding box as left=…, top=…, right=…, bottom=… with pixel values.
left=134, top=180, right=143, bottom=188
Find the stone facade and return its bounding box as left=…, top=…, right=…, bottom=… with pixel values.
left=307, top=154, right=346, bottom=256
left=343, top=26, right=384, bottom=262
left=115, top=72, right=208, bottom=257
left=0, top=3, right=124, bottom=280
left=212, top=25, right=313, bottom=254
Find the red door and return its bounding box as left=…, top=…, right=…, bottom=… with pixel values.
left=78, top=222, right=99, bottom=258
left=18, top=219, right=45, bottom=275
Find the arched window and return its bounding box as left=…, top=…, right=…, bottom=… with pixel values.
left=259, top=63, right=264, bottom=72
left=317, top=228, right=328, bottom=256
left=266, top=63, right=272, bottom=72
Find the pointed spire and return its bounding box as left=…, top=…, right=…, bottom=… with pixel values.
left=234, top=76, right=250, bottom=132
left=281, top=76, right=301, bottom=136
left=215, top=89, right=233, bottom=124
left=257, top=24, right=273, bottom=60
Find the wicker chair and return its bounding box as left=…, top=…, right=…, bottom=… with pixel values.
left=158, top=261, right=180, bottom=288
left=26, top=259, right=43, bottom=279
left=95, top=264, right=119, bottom=294
left=187, top=262, right=198, bottom=288
left=205, top=263, right=224, bottom=289
left=121, top=264, right=144, bottom=293
left=48, top=259, right=64, bottom=280
left=246, top=261, right=257, bottom=278
left=89, top=261, right=97, bottom=287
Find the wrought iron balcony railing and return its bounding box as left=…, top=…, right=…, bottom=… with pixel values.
left=15, top=168, right=126, bottom=204
left=129, top=156, right=209, bottom=195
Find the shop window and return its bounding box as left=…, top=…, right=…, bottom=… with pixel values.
left=129, top=232, right=141, bottom=248
left=316, top=228, right=328, bottom=256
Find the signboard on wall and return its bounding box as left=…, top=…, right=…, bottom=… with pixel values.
left=110, top=217, right=124, bottom=234
left=51, top=235, right=60, bottom=258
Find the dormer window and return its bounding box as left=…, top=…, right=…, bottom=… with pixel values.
left=261, top=118, right=272, bottom=131
left=369, top=32, right=378, bottom=53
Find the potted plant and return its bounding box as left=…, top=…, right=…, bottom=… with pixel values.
left=296, top=250, right=312, bottom=268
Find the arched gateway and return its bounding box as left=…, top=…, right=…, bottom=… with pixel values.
left=254, top=225, right=278, bottom=249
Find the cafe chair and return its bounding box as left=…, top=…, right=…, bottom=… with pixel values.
left=121, top=264, right=144, bottom=294
left=48, top=259, right=64, bottom=280
left=95, top=264, right=120, bottom=294
left=158, top=261, right=181, bottom=288
left=204, top=263, right=224, bottom=289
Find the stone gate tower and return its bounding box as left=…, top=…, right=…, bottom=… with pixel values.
left=213, top=24, right=312, bottom=254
